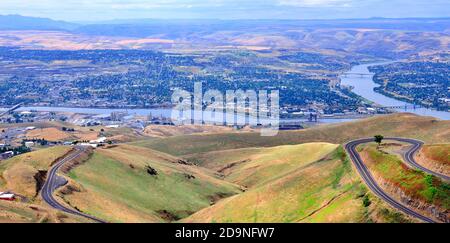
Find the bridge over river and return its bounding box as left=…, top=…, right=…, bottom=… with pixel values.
left=340, top=62, right=449, bottom=120
left=379, top=104, right=423, bottom=110
left=0, top=103, right=23, bottom=117
left=340, top=73, right=373, bottom=78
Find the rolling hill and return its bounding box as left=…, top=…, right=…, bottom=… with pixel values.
left=0, top=146, right=73, bottom=199
left=186, top=143, right=339, bottom=188
left=131, top=113, right=450, bottom=157
left=184, top=144, right=414, bottom=223
left=0, top=199, right=91, bottom=223
left=415, top=144, right=450, bottom=177
left=1, top=113, right=447, bottom=223
left=0, top=146, right=95, bottom=223
left=59, top=144, right=242, bottom=222
left=359, top=143, right=449, bottom=222
left=143, top=124, right=239, bottom=138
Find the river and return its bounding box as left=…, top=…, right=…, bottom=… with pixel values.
left=340, top=62, right=450, bottom=120
left=8, top=106, right=354, bottom=124
left=2, top=62, right=448, bottom=123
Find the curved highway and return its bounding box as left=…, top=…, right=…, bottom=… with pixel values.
left=41, top=146, right=106, bottom=223
left=345, top=138, right=437, bottom=223
left=391, top=138, right=450, bottom=181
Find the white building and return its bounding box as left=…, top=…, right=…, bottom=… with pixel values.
left=0, top=192, right=15, bottom=201
left=89, top=137, right=107, bottom=144
left=20, top=111, right=33, bottom=116
left=0, top=151, right=14, bottom=160
left=24, top=141, right=35, bottom=148
left=80, top=143, right=98, bottom=148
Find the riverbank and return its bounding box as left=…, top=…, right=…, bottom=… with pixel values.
left=340, top=62, right=450, bottom=120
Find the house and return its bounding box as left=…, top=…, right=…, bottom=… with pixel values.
left=291, top=111, right=304, bottom=116
left=20, top=111, right=33, bottom=116
left=0, top=151, right=14, bottom=160
left=0, top=192, right=15, bottom=201
left=89, top=137, right=107, bottom=144
left=357, top=107, right=368, bottom=114
left=80, top=143, right=98, bottom=148
left=438, top=98, right=450, bottom=104
left=367, top=107, right=376, bottom=114
left=24, top=141, right=35, bottom=148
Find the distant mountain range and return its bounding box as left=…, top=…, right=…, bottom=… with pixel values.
left=0, top=15, right=79, bottom=31
left=1, top=15, right=449, bottom=37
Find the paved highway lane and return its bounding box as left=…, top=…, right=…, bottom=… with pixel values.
left=41, top=146, right=106, bottom=223
left=391, top=138, right=450, bottom=181
left=345, top=138, right=437, bottom=223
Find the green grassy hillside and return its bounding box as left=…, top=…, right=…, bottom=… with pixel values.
left=360, top=143, right=450, bottom=216
left=61, top=144, right=242, bottom=223
left=186, top=143, right=339, bottom=188
left=184, top=144, right=413, bottom=223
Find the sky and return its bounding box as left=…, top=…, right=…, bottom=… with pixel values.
left=1, top=0, right=449, bottom=22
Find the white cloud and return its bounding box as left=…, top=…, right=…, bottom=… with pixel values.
left=277, top=0, right=354, bottom=7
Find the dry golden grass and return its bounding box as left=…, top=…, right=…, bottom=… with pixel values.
left=21, top=121, right=142, bottom=142
left=0, top=30, right=174, bottom=50
left=0, top=146, right=96, bottom=223
left=3, top=164, right=39, bottom=198
left=0, top=199, right=90, bottom=223
left=0, top=146, right=72, bottom=198
left=116, top=38, right=174, bottom=49
left=143, top=124, right=237, bottom=137
left=72, top=131, right=99, bottom=141
left=26, top=127, right=71, bottom=141
left=134, top=113, right=450, bottom=157
left=415, top=144, right=450, bottom=177
left=231, top=34, right=297, bottom=48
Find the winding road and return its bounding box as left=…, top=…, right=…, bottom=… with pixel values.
left=393, top=138, right=450, bottom=181
left=41, top=138, right=445, bottom=223
left=345, top=138, right=439, bottom=223
left=41, top=146, right=106, bottom=223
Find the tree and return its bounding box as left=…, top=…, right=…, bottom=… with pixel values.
left=362, top=195, right=371, bottom=207
left=374, top=135, right=384, bottom=147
